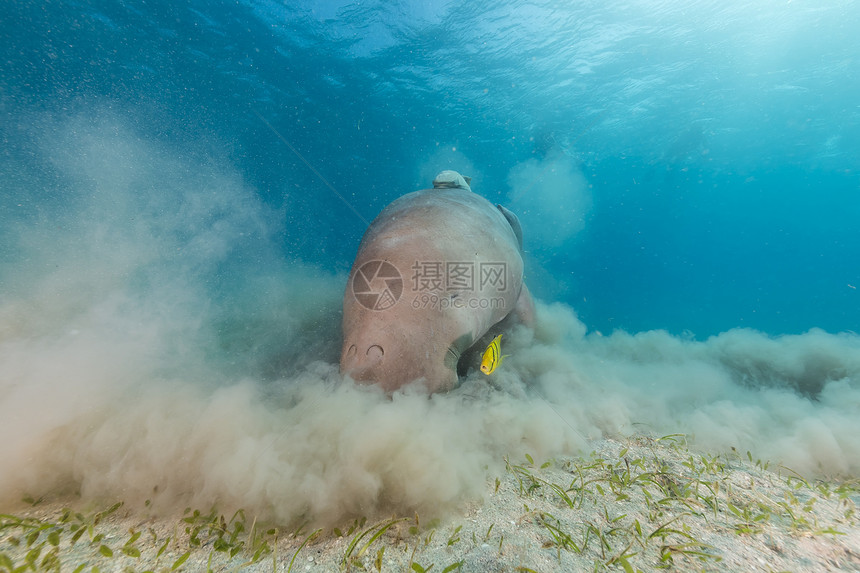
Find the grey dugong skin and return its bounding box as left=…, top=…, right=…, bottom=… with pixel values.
left=340, top=171, right=533, bottom=393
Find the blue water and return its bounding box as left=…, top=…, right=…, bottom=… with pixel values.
left=3, top=0, right=859, bottom=337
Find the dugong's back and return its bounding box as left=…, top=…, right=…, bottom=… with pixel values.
left=340, top=171, right=529, bottom=393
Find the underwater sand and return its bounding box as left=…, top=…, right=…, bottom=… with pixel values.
left=2, top=436, right=859, bottom=572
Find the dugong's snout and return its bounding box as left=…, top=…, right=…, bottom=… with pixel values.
left=340, top=341, right=387, bottom=383
left=340, top=332, right=458, bottom=393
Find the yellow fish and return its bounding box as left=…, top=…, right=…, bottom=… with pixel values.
left=480, top=334, right=508, bottom=375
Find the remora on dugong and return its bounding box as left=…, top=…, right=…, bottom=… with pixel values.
left=340, top=170, right=534, bottom=393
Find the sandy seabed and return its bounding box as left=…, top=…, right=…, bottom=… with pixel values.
left=2, top=436, right=859, bottom=573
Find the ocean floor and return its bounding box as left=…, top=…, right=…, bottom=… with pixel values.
left=2, top=435, right=859, bottom=572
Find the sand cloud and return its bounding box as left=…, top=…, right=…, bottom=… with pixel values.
left=506, top=148, right=592, bottom=248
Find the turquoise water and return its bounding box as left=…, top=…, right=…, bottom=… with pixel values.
left=4, top=0, right=857, bottom=337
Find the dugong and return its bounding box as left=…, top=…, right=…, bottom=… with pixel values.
left=340, top=170, right=534, bottom=393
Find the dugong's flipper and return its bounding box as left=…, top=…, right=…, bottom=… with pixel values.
left=496, top=204, right=523, bottom=250
left=514, top=283, right=536, bottom=327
